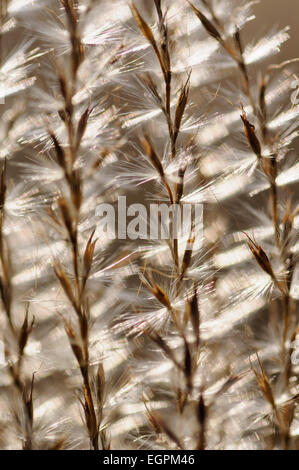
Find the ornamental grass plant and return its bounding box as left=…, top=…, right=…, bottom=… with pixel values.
left=0, top=0, right=298, bottom=450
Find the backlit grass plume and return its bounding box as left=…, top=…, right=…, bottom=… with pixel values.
left=0, top=0, right=298, bottom=450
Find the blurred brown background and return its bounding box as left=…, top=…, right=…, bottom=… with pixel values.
left=250, top=0, right=298, bottom=61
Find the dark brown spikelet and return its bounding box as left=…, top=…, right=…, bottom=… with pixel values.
left=82, top=230, right=97, bottom=288
left=251, top=355, right=276, bottom=410
left=144, top=400, right=162, bottom=435
left=70, top=169, right=82, bottom=210
left=49, top=132, right=66, bottom=169
left=141, top=73, right=163, bottom=108
left=188, top=288, right=200, bottom=348
left=83, top=385, right=98, bottom=435
left=181, top=233, right=195, bottom=277
left=54, top=264, right=78, bottom=312
left=259, top=76, right=268, bottom=139
left=79, top=385, right=99, bottom=450
left=130, top=4, right=157, bottom=50
left=22, top=373, right=35, bottom=450
left=141, top=135, right=164, bottom=178
left=79, top=307, right=89, bottom=342
left=25, top=375, right=35, bottom=423
left=173, top=73, right=191, bottom=144
left=62, top=317, right=84, bottom=367
left=76, top=106, right=92, bottom=150
left=61, top=0, right=84, bottom=78
left=151, top=283, right=171, bottom=309
left=197, top=392, right=206, bottom=450
left=246, top=235, right=275, bottom=279
left=159, top=19, right=170, bottom=77
left=183, top=336, right=192, bottom=391
left=144, top=401, right=182, bottom=449
left=175, top=166, right=186, bottom=203
left=18, top=304, right=34, bottom=356
left=0, top=160, right=7, bottom=212
left=58, top=197, right=74, bottom=237
left=241, top=112, right=262, bottom=159
left=197, top=393, right=206, bottom=426
left=188, top=2, right=223, bottom=43
left=57, top=67, right=73, bottom=120
left=57, top=70, right=68, bottom=103
left=96, top=362, right=105, bottom=408
left=154, top=0, right=162, bottom=18
left=285, top=253, right=295, bottom=292
left=130, top=3, right=166, bottom=77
